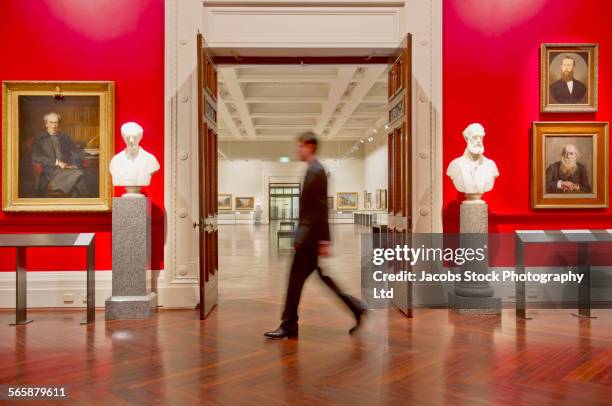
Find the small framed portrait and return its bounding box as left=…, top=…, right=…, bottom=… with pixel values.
left=381, top=189, right=387, bottom=209
left=327, top=196, right=333, bottom=210
left=235, top=196, right=254, bottom=211
left=2, top=81, right=114, bottom=212
left=337, top=192, right=358, bottom=211
left=376, top=189, right=381, bottom=209
left=541, top=43, right=598, bottom=112
left=218, top=193, right=232, bottom=211
left=532, top=122, right=608, bottom=209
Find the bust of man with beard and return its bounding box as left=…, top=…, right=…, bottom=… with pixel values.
left=549, top=55, right=587, bottom=104
left=446, top=123, right=499, bottom=199
left=546, top=144, right=591, bottom=193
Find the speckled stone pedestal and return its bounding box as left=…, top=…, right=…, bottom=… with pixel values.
left=105, top=197, right=157, bottom=320
left=449, top=199, right=501, bottom=315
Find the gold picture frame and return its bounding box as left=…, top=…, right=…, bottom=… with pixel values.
left=218, top=193, right=232, bottom=211
left=235, top=196, right=254, bottom=211
left=541, top=43, right=598, bottom=113
left=3, top=81, right=114, bottom=212
left=327, top=196, right=333, bottom=210
left=532, top=121, right=608, bottom=209
left=337, top=192, right=358, bottom=210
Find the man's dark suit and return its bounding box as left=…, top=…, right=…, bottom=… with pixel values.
left=281, top=159, right=361, bottom=327
left=31, top=132, right=86, bottom=196
left=546, top=161, right=591, bottom=193
left=550, top=79, right=587, bottom=104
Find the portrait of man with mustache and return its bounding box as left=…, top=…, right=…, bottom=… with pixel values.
left=545, top=144, right=591, bottom=193
left=549, top=55, right=588, bottom=104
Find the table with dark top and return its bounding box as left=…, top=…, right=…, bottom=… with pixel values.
left=0, top=233, right=95, bottom=325
left=515, top=229, right=612, bottom=319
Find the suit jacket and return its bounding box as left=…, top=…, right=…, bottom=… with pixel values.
left=31, top=133, right=83, bottom=195
left=549, top=79, right=587, bottom=104
left=294, top=159, right=330, bottom=250
left=546, top=161, right=591, bottom=193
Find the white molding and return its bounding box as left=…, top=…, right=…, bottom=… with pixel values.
left=0, top=271, right=198, bottom=309
left=204, top=7, right=403, bottom=47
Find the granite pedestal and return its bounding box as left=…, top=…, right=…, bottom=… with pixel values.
left=105, top=197, right=157, bottom=320
left=449, top=196, right=501, bottom=315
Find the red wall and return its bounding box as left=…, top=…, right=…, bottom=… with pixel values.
left=443, top=0, right=612, bottom=237
left=0, top=0, right=165, bottom=271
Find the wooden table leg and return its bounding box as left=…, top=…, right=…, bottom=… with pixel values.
left=82, top=239, right=96, bottom=325
left=10, top=247, right=32, bottom=326
left=573, top=242, right=595, bottom=319
left=515, top=237, right=531, bottom=320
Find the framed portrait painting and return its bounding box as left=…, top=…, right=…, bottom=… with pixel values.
left=218, top=193, right=232, bottom=211
left=532, top=122, right=608, bottom=209
left=235, top=196, right=254, bottom=211
left=541, top=43, right=598, bottom=112
left=337, top=192, right=358, bottom=211
left=376, top=189, right=381, bottom=209
left=2, top=81, right=114, bottom=212
left=327, top=196, right=333, bottom=210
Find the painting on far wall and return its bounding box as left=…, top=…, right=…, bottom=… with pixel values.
left=235, top=196, right=255, bottom=211
left=327, top=196, right=334, bottom=210
left=532, top=122, right=608, bottom=209
left=218, top=193, right=232, bottom=211
left=376, top=189, right=381, bottom=209
left=337, top=192, right=358, bottom=211
left=541, top=43, right=598, bottom=112
left=2, top=81, right=114, bottom=212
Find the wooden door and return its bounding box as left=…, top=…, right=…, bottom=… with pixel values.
left=196, top=33, right=219, bottom=320
left=386, top=34, right=413, bottom=317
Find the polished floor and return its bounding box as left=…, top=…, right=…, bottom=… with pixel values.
left=2, top=224, right=612, bottom=405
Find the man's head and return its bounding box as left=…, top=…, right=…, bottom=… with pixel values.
left=43, top=112, right=61, bottom=135
left=560, top=144, right=579, bottom=176
left=121, top=122, right=144, bottom=154
left=560, top=56, right=576, bottom=82
left=462, top=123, right=485, bottom=156
left=296, top=131, right=318, bottom=162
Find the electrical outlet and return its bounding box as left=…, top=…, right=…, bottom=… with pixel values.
left=62, top=293, right=74, bottom=304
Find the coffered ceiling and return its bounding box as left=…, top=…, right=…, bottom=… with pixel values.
left=217, top=65, right=388, bottom=141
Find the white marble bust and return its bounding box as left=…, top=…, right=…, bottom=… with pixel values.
left=109, top=122, right=160, bottom=197
left=446, top=123, right=499, bottom=201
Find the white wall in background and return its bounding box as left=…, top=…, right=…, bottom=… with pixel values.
left=219, top=157, right=365, bottom=223
left=363, top=131, right=387, bottom=196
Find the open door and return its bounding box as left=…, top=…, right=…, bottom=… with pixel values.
left=387, top=34, right=413, bottom=317
left=195, top=33, right=219, bottom=320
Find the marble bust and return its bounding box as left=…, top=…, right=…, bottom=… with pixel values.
left=109, top=122, right=160, bottom=197
left=446, top=123, right=499, bottom=201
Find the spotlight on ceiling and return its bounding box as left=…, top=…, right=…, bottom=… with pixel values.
left=384, top=123, right=389, bottom=130
left=367, top=136, right=374, bottom=142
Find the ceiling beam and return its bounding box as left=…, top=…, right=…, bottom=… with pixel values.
left=217, top=95, right=242, bottom=140
left=220, top=68, right=257, bottom=139
left=325, top=66, right=386, bottom=139
left=245, top=96, right=328, bottom=103
left=315, top=67, right=356, bottom=136
left=220, top=74, right=338, bottom=83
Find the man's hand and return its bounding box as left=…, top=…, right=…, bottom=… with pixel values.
left=560, top=181, right=579, bottom=192
left=57, top=160, right=77, bottom=169
left=318, top=241, right=332, bottom=257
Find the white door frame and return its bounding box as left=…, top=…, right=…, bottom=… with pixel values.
left=163, top=0, right=442, bottom=307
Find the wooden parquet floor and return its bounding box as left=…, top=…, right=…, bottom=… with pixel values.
left=2, top=224, right=612, bottom=405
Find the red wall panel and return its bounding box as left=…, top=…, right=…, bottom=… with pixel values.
left=0, top=0, right=165, bottom=271
left=443, top=0, right=612, bottom=245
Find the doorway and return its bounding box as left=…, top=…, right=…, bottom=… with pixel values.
left=269, top=183, right=300, bottom=221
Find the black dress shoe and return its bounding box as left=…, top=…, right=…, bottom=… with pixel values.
left=349, top=302, right=368, bottom=335
left=264, top=325, right=298, bottom=339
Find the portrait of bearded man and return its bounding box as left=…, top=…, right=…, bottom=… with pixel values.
left=545, top=144, right=591, bottom=193
left=549, top=55, right=587, bottom=104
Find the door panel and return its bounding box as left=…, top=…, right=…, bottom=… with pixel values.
left=196, top=33, right=219, bottom=320
left=387, top=34, right=413, bottom=317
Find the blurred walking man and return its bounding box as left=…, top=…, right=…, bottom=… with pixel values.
left=264, top=132, right=366, bottom=339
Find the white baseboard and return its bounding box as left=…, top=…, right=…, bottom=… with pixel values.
left=0, top=270, right=199, bottom=309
